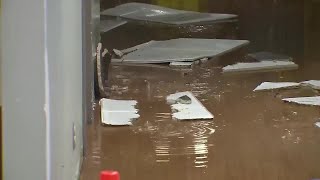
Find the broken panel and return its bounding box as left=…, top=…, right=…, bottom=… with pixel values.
left=167, top=91, right=214, bottom=121
left=100, top=99, right=140, bottom=126
left=101, top=3, right=237, bottom=25
left=223, top=61, right=298, bottom=74
left=113, top=38, right=249, bottom=64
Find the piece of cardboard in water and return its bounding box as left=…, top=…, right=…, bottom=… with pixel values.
left=167, top=91, right=214, bottom=120
left=282, top=96, right=320, bottom=106
left=223, top=61, right=298, bottom=74
left=254, top=82, right=300, bottom=91
left=100, top=99, right=140, bottom=126
left=112, top=38, right=249, bottom=64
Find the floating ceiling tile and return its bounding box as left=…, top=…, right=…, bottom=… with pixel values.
left=254, top=82, right=300, bottom=91
left=282, top=96, right=320, bottom=106
left=113, top=38, right=249, bottom=64
left=101, top=3, right=237, bottom=25
left=223, top=61, right=298, bottom=74
left=100, top=99, right=140, bottom=126
left=167, top=91, right=214, bottom=120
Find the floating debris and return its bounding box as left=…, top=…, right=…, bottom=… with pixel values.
left=113, top=38, right=249, bottom=64
left=167, top=91, right=214, bottom=121
left=101, top=3, right=237, bottom=25
left=315, top=122, right=320, bottom=128
left=100, top=99, right=140, bottom=126
left=254, top=82, right=300, bottom=91
left=169, top=61, right=194, bottom=68
left=223, top=61, right=298, bottom=74
left=96, top=43, right=111, bottom=98
left=113, top=49, right=124, bottom=58
left=100, top=19, right=127, bottom=33
left=300, top=80, right=320, bottom=90
left=282, top=96, right=320, bottom=106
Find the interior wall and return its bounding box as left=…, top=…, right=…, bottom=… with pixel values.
left=46, top=0, right=83, bottom=179
left=2, top=0, right=47, bottom=179
left=2, top=0, right=83, bottom=179
left=82, top=0, right=93, bottom=156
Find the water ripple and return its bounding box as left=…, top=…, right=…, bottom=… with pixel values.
left=151, top=121, right=215, bottom=168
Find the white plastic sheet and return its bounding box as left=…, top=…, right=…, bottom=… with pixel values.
left=100, top=99, right=140, bottom=125
left=167, top=91, right=214, bottom=121
left=254, top=82, right=300, bottom=91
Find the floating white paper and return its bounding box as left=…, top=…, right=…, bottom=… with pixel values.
left=254, top=82, right=300, bottom=91
left=167, top=91, right=214, bottom=120
left=223, top=61, right=298, bottom=73
left=282, top=96, right=320, bottom=106
left=100, top=99, right=140, bottom=126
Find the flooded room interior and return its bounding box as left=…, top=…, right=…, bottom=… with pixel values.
left=1, top=0, right=320, bottom=180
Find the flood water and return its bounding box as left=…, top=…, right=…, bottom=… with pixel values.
left=81, top=1, right=320, bottom=179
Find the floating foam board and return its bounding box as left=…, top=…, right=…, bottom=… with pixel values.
left=121, top=41, right=156, bottom=54
left=282, top=96, right=320, bottom=106
left=254, top=82, right=300, bottom=91
left=112, top=38, right=249, bottom=64
left=223, top=61, right=298, bottom=73
left=166, top=91, right=214, bottom=120
left=315, top=122, right=320, bottom=128
left=300, top=80, right=320, bottom=90
left=100, top=99, right=140, bottom=126
left=101, top=3, right=237, bottom=25
left=100, top=19, right=127, bottom=32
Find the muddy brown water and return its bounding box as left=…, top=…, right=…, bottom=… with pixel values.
left=81, top=1, right=320, bottom=180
